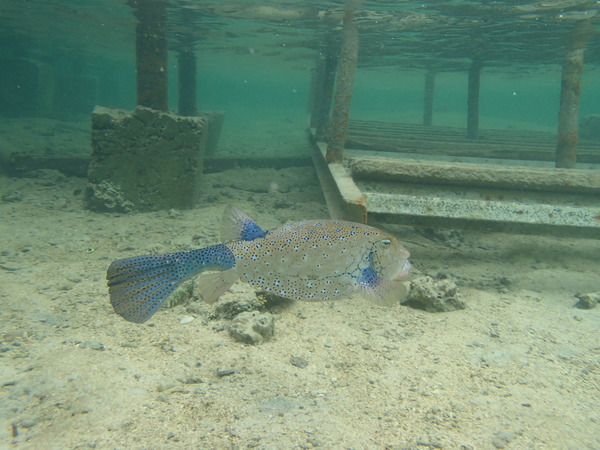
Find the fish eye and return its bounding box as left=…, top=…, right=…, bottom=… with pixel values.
left=380, top=239, right=391, bottom=247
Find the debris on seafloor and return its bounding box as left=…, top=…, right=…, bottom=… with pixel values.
left=86, top=180, right=133, bottom=213
left=213, top=284, right=265, bottom=320
left=575, top=291, right=599, bottom=309
left=403, top=275, right=466, bottom=312
left=228, top=311, right=275, bottom=345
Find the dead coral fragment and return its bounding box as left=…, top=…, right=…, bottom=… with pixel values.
left=403, top=276, right=466, bottom=312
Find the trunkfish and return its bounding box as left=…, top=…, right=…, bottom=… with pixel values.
left=107, top=206, right=411, bottom=323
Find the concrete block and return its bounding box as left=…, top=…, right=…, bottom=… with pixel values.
left=86, top=106, right=207, bottom=212
left=197, top=110, right=224, bottom=155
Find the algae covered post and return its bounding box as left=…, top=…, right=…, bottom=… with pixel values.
left=326, top=2, right=361, bottom=163
left=129, top=0, right=168, bottom=111
left=177, top=8, right=197, bottom=117
left=310, top=36, right=338, bottom=141
left=555, top=19, right=595, bottom=169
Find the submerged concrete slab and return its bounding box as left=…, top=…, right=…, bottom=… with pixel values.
left=87, top=106, right=208, bottom=212
left=365, top=192, right=600, bottom=237
left=309, top=129, right=600, bottom=238
left=350, top=156, right=600, bottom=195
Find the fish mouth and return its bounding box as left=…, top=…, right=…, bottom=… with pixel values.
left=394, top=260, right=411, bottom=280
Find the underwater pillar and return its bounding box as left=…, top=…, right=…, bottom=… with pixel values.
left=177, top=9, right=197, bottom=117
left=423, top=70, right=436, bottom=126
left=311, top=37, right=339, bottom=140
left=555, top=19, right=595, bottom=169
left=467, top=60, right=481, bottom=139
left=130, top=0, right=168, bottom=111
left=326, top=8, right=359, bottom=163
left=178, top=47, right=197, bottom=116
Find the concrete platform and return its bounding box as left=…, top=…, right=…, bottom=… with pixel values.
left=309, top=125, right=600, bottom=238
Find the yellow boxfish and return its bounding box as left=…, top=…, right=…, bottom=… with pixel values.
left=107, top=206, right=411, bottom=323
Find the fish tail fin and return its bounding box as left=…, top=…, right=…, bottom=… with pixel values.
left=107, top=245, right=235, bottom=323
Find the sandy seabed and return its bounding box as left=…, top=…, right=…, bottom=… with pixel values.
left=1, top=127, right=599, bottom=449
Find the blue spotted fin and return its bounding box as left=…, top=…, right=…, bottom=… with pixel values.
left=220, top=205, right=266, bottom=241
left=357, top=246, right=410, bottom=306
left=107, top=244, right=235, bottom=323
left=358, top=264, right=408, bottom=306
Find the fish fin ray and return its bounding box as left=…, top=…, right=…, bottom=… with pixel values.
left=195, top=268, right=240, bottom=303
left=109, top=275, right=181, bottom=323
left=220, top=205, right=266, bottom=241
left=364, top=279, right=408, bottom=306
left=359, top=265, right=407, bottom=306
left=107, top=254, right=188, bottom=323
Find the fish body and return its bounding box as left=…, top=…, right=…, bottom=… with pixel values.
left=107, top=206, right=410, bottom=323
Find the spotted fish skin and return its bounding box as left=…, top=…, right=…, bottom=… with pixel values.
left=226, top=220, right=409, bottom=302
left=107, top=206, right=410, bottom=323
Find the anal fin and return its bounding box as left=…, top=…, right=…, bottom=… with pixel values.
left=195, top=268, right=240, bottom=303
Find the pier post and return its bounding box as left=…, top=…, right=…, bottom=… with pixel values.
left=326, top=7, right=359, bottom=163
left=178, top=45, right=197, bottom=116
left=310, top=38, right=338, bottom=140
left=130, top=0, right=168, bottom=111
left=177, top=9, right=197, bottom=116
left=555, top=19, right=595, bottom=168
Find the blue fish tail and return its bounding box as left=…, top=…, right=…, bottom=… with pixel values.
left=107, top=244, right=235, bottom=323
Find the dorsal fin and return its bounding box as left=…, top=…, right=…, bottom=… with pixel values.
left=220, top=205, right=267, bottom=242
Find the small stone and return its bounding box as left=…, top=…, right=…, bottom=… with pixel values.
left=575, top=292, right=599, bottom=309
left=213, top=285, right=262, bottom=319
left=79, top=341, right=105, bottom=351
left=290, top=356, right=308, bottom=368
left=1, top=190, right=23, bottom=202
left=492, top=430, right=521, bottom=449
left=178, top=377, right=204, bottom=384
left=217, top=368, right=235, bottom=377
left=403, top=275, right=466, bottom=312
left=20, top=420, right=37, bottom=429
left=228, top=311, right=274, bottom=345
left=157, top=382, right=176, bottom=392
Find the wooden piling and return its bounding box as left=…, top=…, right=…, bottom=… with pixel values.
left=130, top=0, right=168, bottom=111
left=178, top=48, right=197, bottom=116
left=555, top=19, right=595, bottom=169
left=310, top=39, right=338, bottom=140
left=177, top=9, right=197, bottom=116
left=326, top=8, right=359, bottom=163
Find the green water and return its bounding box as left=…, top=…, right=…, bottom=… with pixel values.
left=1, top=0, right=599, bottom=157
left=1, top=3, right=600, bottom=449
